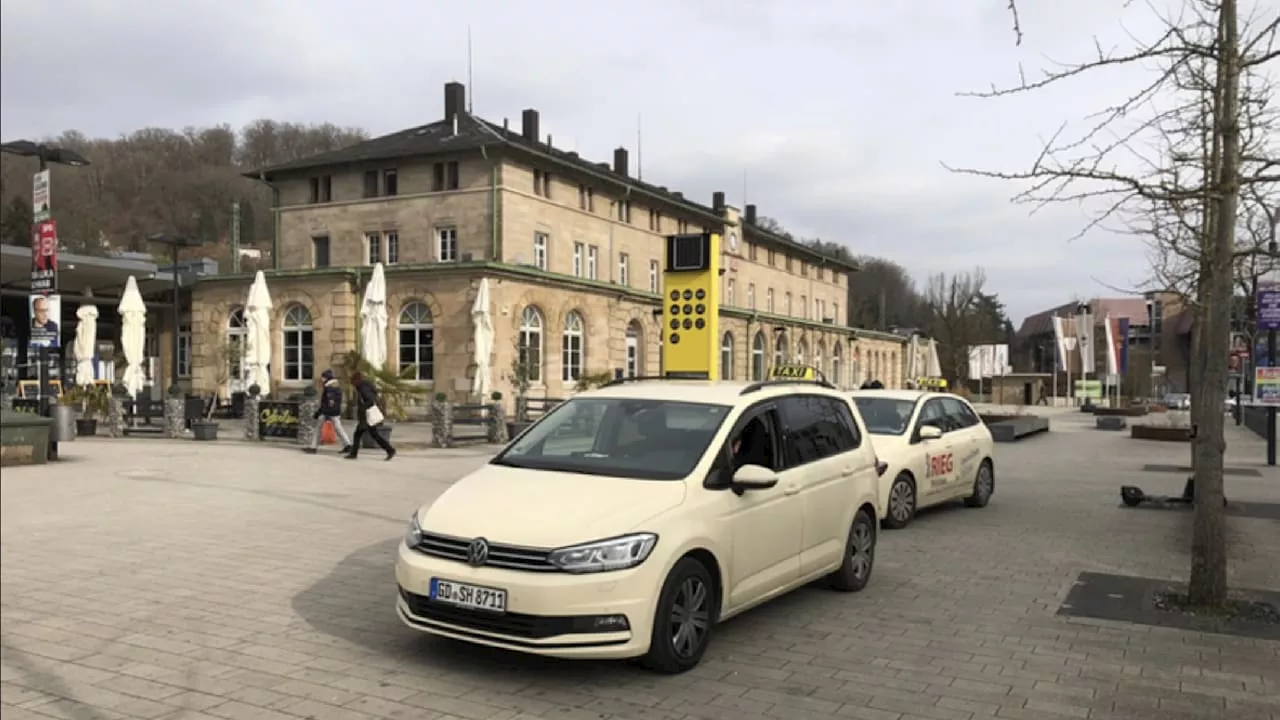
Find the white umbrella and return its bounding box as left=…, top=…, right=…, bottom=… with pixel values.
left=360, top=263, right=388, bottom=369
left=244, top=270, right=273, bottom=394
left=471, top=278, right=494, bottom=398
left=74, top=303, right=99, bottom=385
left=118, top=276, right=147, bottom=397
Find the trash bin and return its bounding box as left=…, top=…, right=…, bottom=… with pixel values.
left=50, top=404, right=77, bottom=443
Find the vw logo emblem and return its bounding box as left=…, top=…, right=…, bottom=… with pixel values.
left=467, top=538, right=490, bottom=567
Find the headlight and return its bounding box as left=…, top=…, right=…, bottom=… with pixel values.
left=404, top=513, right=423, bottom=547
left=548, top=533, right=658, bottom=574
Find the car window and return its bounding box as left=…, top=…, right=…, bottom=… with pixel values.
left=494, top=397, right=731, bottom=480
left=941, top=398, right=979, bottom=429
left=778, top=395, right=856, bottom=468
left=830, top=399, right=862, bottom=450
left=917, top=399, right=948, bottom=433
left=852, top=397, right=916, bottom=435
left=726, top=408, right=781, bottom=473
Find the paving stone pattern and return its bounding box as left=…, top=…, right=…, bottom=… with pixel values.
left=2, top=413, right=1278, bottom=720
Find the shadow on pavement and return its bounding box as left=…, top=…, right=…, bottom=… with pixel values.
left=289, top=538, right=647, bottom=683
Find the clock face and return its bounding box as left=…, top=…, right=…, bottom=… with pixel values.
left=728, top=232, right=739, bottom=251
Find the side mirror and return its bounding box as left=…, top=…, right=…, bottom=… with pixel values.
left=731, top=464, right=779, bottom=495
left=919, top=425, right=943, bottom=440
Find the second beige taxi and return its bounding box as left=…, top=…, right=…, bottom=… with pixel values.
left=851, top=390, right=996, bottom=529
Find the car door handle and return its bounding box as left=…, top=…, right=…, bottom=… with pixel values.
left=841, top=467, right=856, bottom=477
left=783, top=485, right=800, bottom=496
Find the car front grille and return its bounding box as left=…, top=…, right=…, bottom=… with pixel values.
left=414, top=532, right=556, bottom=572
left=399, top=588, right=585, bottom=639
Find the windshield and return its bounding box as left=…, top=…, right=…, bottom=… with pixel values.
left=492, top=397, right=732, bottom=480
left=853, top=397, right=917, bottom=435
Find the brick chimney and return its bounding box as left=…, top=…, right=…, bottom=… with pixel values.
left=613, top=147, right=629, bottom=176
left=444, top=82, right=466, bottom=120
left=521, top=109, right=540, bottom=142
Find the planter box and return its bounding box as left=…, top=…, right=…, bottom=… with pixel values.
left=1, top=410, right=54, bottom=466
left=191, top=420, right=219, bottom=441
left=75, top=418, right=98, bottom=437
left=1131, top=424, right=1189, bottom=442
left=1096, top=416, right=1127, bottom=431
left=360, top=424, right=393, bottom=449
left=1094, top=406, right=1147, bottom=417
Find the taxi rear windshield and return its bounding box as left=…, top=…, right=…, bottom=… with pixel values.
left=492, top=398, right=731, bottom=480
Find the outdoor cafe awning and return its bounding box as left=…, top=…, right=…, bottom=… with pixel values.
left=0, top=244, right=179, bottom=303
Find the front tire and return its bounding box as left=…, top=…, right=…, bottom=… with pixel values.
left=829, top=508, right=876, bottom=592
left=640, top=557, right=715, bottom=674
left=883, top=474, right=916, bottom=529
left=965, top=460, right=994, bottom=508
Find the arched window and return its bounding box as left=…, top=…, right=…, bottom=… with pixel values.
left=832, top=343, right=843, bottom=389
left=518, top=306, right=544, bottom=383
left=281, top=304, right=314, bottom=381
left=751, top=332, right=766, bottom=381
left=227, top=307, right=247, bottom=388
left=625, top=321, right=643, bottom=378
left=720, top=332, right=734, bottom=380
left=397, top=302, right=434, bottom=381
left=562, top=311, right=584, bottom=382
left=774, top=332, right=787, bottom=368
left=796, top=339, right=808, bottom=365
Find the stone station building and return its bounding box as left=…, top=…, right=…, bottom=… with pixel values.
left=189, top=82, right=907, bottom=405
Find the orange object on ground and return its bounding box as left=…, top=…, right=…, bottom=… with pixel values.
left=321, top=421, right=337, bottom=445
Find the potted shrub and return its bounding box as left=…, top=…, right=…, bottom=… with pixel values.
left=507, top=345, right=535, bottom=439
left=336, top=350, right=427, bottom=448
left=191, top=340, right=236, bottom=441
left=72, top=383, right=111, bottom=436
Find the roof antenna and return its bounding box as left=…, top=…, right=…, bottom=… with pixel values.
left=636, top=113, right=643, bottom=181
left=743, top=169, right=748, bottom=208
left=466, top=25, right=474, bottom=113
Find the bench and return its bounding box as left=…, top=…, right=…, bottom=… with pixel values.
left=451, top=404, right=491, bottom=443
left=123, top=394, right=165, bottom=436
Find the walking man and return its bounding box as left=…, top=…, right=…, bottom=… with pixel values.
left=303, top=369, right=352, bottom=454
left=346, top=371, right=396, bottom=461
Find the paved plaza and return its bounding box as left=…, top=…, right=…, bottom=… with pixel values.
left=2, top=410, right=1278, bottom=720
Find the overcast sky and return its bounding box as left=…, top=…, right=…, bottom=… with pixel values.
left=2, top=0, right=1272, bottom=324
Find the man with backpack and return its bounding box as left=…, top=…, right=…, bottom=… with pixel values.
left=303, top=369, right=352, bottom=455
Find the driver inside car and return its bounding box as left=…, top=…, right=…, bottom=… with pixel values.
left=730, top=417, right=772, bottom=472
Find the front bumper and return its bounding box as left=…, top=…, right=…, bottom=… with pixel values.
left=394, top=541, right=659, bottom=659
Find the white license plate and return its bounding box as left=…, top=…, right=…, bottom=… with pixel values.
left=429, top=578, right=507, bottom=613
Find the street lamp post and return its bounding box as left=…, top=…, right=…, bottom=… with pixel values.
left=1, top=139, right=90, bottom=461
left=1265, top=210, right=1278, bottom=466
left=147, top=234, right=203, bottom=397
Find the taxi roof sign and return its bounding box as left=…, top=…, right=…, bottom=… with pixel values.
left=769, top=364, right=817, bottom=380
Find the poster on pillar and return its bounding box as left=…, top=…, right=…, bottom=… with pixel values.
left=28, top=294, right=62, bottom=349
left=30, top=220, right=58, bottom=292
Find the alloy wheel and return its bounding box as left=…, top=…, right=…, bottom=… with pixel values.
left=669, top=576, right=710, bottom=659
left=889, top=480, right=914, bottom=523
left=849, top=520, right=874, bottom=581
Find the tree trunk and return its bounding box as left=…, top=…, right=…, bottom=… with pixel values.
left=1188, top=0, right=1240, bottom=607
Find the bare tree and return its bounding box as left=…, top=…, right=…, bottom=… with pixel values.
left=971, top=0, right=1279, bottom=606
left=924, top=269, right=988, bottom=381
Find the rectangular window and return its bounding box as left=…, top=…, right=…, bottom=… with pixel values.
left=308, top=177, right=320, bottom=204
left=801, top=262, right=808, bottom=277
left=786, top=256, right=794, bottom=273
left=320, top=175, right=331, bottom=202
left=648, top=209, right=662, bottom=232
left=817, top=266, right=825, bottom=281
left=534, top=169, right=552, bottom=198
left=677, top=219, right=689, bottom=233
left=617, top=201, right=631, bottom=223
left=312, top=235, right=330, bottom=268
left=433, top=163, right=445, bottom=191
left=748, top=243, right=758, bottom=262
left=618, top=253, right=630, bottom=286
left=447, top=161, right=459, bottom=189
left=363, top=170, right=378, bottom=198
left=283, top=325, right=314, bottom=382
left=832, top=302, right=840, bottom=324
left=573, top=243, right=585, bottom=277
left=766, top=288, right=775, bottom=313
left=768, top=250, right=776, bottom=266
left=365, top=232, right=381, bottom=265
left=386, top=231, right=399, bottom=265
left=533, top=232, right=549, bottom=270
left=578, top=185, right=590, bottom=210
left=800, top=295, right=807, bottom=319
left=587, top=246, right=599, bottom=280
left=437, top=227, right=458, bottom=262
left=649, top=259, right=659, bottom=293
left=747, top=284, right=756, bottom=310
left=726, top=279, right=735, bottom=306
left=382, top=169, right=398, bottom=197
left=177, top=320, right=192, bottom=378
left=586, top=187, right=595, bottom=212
left=786, top=292, right=793, bottom=316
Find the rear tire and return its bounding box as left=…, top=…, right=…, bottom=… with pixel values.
left=640, top=557, right=716, bottom=674
left=829, top=508, right=876, bottom=592
left=965, top=460, right=994, bottom=508
left=883, top=474, right=916, bottom=529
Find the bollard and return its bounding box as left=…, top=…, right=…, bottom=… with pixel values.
left=486, top=402, right=509, bottom=444
left=297, top=386, right=320, bottom=447
left=245, top=385, right=262, bottom=440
